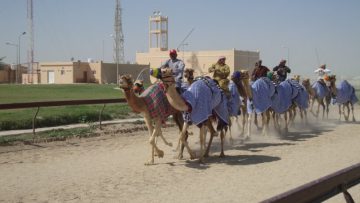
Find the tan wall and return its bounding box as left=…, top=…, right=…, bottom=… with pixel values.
left=0, top=67, right=14, bottom=83
left=40, top=62, right=74, bottom=84
left=136, top=49, right=259, bottom=78
left=39, top=61, right=150, bottom=84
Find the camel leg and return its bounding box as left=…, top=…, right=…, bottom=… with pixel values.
left=198, top=125, right=206, bottom=163
left=284, top=112, right=289, bottom=134
left=219, top=130, right=225, bottom=158
left=172, top=112, right=188, bottom=157
left=346, top=103, right=350, bottom=122
left=157, top=126, right=173, bottom=147
left=177, top=122, right=195, bottom=160
left=254, top=113, right=260, bottom=130
left=310, top=98, right=316, bottom=115
left=262, top=110, right=270, bottom=136
left=204, top=120, right=216, bottom=157
left=326, top=101, right=330, bottom=119
left=338, top=105, right=342, bottom=121
left=228, top=117, right=234, bottom=145
left=145, top=119, right=164, bottom=165
left=351, top=103, right=356, bottom=122
left=299, top=108, right=304, bottom=123
left=143, top=114, right=155, bottom=165
left=246, top=113, right=252, bottom=138
left=241, top=111, right=247, bottom=136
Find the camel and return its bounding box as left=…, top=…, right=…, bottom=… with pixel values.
left=268, top=73, right=297, bottom=134
left=303, top=78, right=332, bottom=119
left=288, top=76, right=309, bottom=125
left=158, top=68, right=228, bottom=162
left=245, top=74, right=274, bottom=138
left=227, top=71, right=248, bottom=143
left=327, top=75, right=358, bottom=122
left=235, top=70, right=252, bottom=136
left=119, top=74, right=174, bottom=165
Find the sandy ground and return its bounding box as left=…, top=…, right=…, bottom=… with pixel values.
left=0, top=106, right=359, bottom=203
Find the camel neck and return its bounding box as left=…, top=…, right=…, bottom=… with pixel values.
left=123, top=88, right=144, bottom=113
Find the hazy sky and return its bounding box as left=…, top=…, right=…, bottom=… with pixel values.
left=1, top=0, right=359, bottom=78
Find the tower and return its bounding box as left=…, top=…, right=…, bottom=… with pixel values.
left=149, top=11, right=168, bottom=52
left=114, top=0, right=125, bottom=64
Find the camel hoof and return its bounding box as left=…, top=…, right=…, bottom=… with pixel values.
left=144, top=160, right=154, bottom=165
left=157, top=150, right=164, bottom=158
left=203, top=153, right=209, bottom=158
left=167, top=142, right=173, bottom=147
left=212, top=131, right=219, bottom=137
left=219, top=153, right=225, bottom=158
left=177, top=154, right=184, bottom=160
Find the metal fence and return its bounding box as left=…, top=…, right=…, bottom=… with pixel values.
left=261, top=162, right=360, bottom=203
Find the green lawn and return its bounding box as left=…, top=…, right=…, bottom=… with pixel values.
left=0, top=84, right=122, bottom=103
left=0, top=84, right=137, bottom=130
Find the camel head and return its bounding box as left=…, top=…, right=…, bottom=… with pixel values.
left=302, top=78, right=310, bottom=88
left=133, top=79, right=145, bottom=94
left=159, top=68, right=175, bottom=87
left=184, top=68, right=195, bottom=83
left=240, top=70, right=250, bottom=80
left=292, top=75, right=301, bottom=82
left=119, top=74, right=134, bottom=91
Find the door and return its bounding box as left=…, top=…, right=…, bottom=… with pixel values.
left=48, top=71, right=55, bottom=84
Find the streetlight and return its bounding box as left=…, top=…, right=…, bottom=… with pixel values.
left=110, top=34, right=119, bottom=85
left=18, top=32, right=26, bottom=83
left=5, top=42, right=18, bottom=83
left=282, top=45, right=290, bottom=67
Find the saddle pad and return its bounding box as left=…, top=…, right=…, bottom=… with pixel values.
left=312, top=81, right=329, bottom=99
left=247, top=77, right=275, bottom=114
left=336, top=80, right=359, bottom=104
left=140, top=83, right=174, bottom=123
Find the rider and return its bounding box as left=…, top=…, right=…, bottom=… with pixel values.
left=159, top=49, right=185, bottom=93
left=314, top=64, right=331, bottom=86
left=273, top=59, right=291, bottom=82
left=208, top=56, right=231, bottom=97
left=251, top=60, right=270, bottom=81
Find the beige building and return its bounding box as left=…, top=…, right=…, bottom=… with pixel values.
left=137, top=12, right=259, bottom=79
left=136, top=49, right=259, bottom=76
left=39, top=61, right=149, bottom=84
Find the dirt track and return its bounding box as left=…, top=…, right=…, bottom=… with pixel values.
left=0, top=107, right=359, bottom=203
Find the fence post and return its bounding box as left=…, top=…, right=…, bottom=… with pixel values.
left=99, top=104, right=106, bottom=130
left=33, top=106, right=40, bottom=136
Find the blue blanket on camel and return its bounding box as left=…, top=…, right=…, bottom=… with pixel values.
left=181, top=77, right=229, bottom=126
left=335, top=80, right=359, bottom=105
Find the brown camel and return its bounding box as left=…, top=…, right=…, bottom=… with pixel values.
left=119, top=74, right=174, bottom=165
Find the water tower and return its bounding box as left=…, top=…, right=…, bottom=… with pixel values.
left=149, top=11, right=168, bottom=52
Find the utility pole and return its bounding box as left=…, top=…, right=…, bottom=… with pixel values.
left=28, top=0, right=34, bottom=82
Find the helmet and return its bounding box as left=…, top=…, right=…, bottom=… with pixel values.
left=232, top=71, right=241, bottom=79
left=267, top=71, right=274, bottom=80
left=169, top=49, right=177, bottom=55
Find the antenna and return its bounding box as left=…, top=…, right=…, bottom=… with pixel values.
left=315, top=48, right=320, bottom=67
left=176, top=28, right=195, bottom=51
